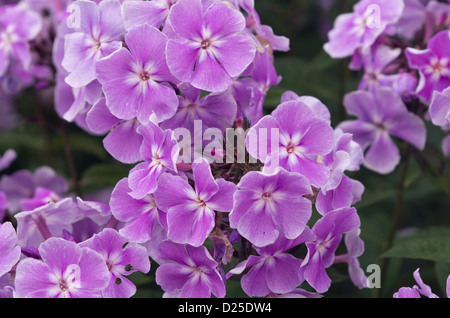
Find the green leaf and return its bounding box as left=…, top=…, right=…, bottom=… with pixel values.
left=80, top=163, right=130, bottom=192
left=435, top=262, right=450, bottom=296
left=381, top=227, right=450, bottom=263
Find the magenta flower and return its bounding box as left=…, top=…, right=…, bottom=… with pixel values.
left=300, top=207, right=361, bottom=293
left=338, top=87, right=426, bottom=174
left=127, top=121, right=179, bottom=199
left=96, top=24, right=179, bottom=124
left=229, top=168, right=312, bottom=247
left=154, top=159, right=236, bottom=247
left=61, top=0, right=125, bottom=88
left=155, top=240, right=226, bottom=298
left=226, top=230, right=313, bottom=297
left=15, top=237, right=110, bottom=298
left=0, top=222, right=21, bottom=278
left=79, top=228, right=151, bottom=298
left=110, top=178, right=167, bottom=244
left=393, top=268, right=442, bottom=298
left=406, top=30, right=450, bottom=102
left=0, top=3, right=42, bottom=76
left=165, top=0, right=256, bottom=92
left=246, top=99, right=334, bottom=187
left=323, top=0, right=404, bottom=59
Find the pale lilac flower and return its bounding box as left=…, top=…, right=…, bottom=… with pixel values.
left=229, top=168, right=312, bottom=247
left=0, top=166, right=68, bottom=213
left=280, top=91, right=331, bottom=124
left=0, top=191, right=7, bottom=221
left=246, top=99, right=334, bottom=187
left=14, top=197, right=84, bottom=248
left=160, top=82, right=237, bottom=134
left=0, top=274, right=14, bottom=298
left=232, top=49, right=281, bottom=125
left=338, top=229, right=368, bottom=289
left=110, top=177, right=166, bottom=244
left=20, top=187, right=62, bottom=212
left=15, top=237, right=110, bottom=298
left=96, top=24, right=178, bottom=124
left=127, top=121, right=179, bottom=199
left=0, top=3, right=42, bottom=76
left=154, top=159, right=236, bottom=247
left=323, top=0, right=405, bottom=59
left=429, top=86, right=450, bottom=128
left=155, top=240, right=226, bottom=298
left=226, top=230, right=313, bottom=297
left=338, top=87, right=426, bottom=174
left=86, top=98, right=143, bottom=164
left=393, top=268, right=441, bottom=298
left=0, top=149, right=16, bottom=171
left=79, top=228, right=151, bottom=298
left=61, top=0, right=124, bottom=88
left=165, top=0, right=256, bottom=93
left=300, top=207, right=361, bottom=293
left=405, top=30, right=450, bottom=101
left=357, top=43, right=418, bottom=96
left=0, top=222, right=21, bottom=278
left=122, top=0, right=178, bottom=31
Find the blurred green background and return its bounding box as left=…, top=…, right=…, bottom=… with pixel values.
left=1, top=0, right=449, bottom=298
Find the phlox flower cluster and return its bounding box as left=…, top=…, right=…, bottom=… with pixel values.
left=324, top=0, right=450, bottom=173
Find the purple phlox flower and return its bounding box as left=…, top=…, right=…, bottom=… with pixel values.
left=393, top=268, right=440, bottom=298
left=0, top=166, right=68, bottom=213
left=246, top=99, right=334, bottom=187
left=300, top=207, right=361, bottom=294
left=61, top=0, right=125, bottom=88
left=0, top=149, right=16, bottom=171
left=15, top=237, right=110, bottom=298
left=357, top=42, right=418, bottom=97
left=69, top=197, right=112, bottom=243
left=429, top=86, right=450, bottom=155
left=79, top=228, right=151, bottom=298
left=323, top=0, right=405, bottom=59
left=122, top=0, right=178, bottom=31
left=389, top=0, right=427, bottom=40
left=160, top=82, right=237, bottom=135
left=315, top=128, right=365, bottom=214
left=110, top=177, right=167, bottom=244
left=0, top=222, right=21, bottom=278
left=230, top=0, right=290, bottom=53
left=165, top=0, right=256, bottom=93
left=280, top=90, right=331, bottom=124
left=155, top=240, right=226, bottom=298
left=429, top=86, right=450, bottom=128
left=338, top=87, right=426, bottom=174
left=154, top=158, right=236, bottom=247
left=86, top=97, right=143, bottom=164
left=316, top=175, right=365, bottom=215
left=334, top=229, right=368, bottom=289
left=226, top=229, right=313, bottom=297
left=14, top=197, right=85, bottom=248
left=229, top=167, right=312, bottom=247
left=232, top=48, right=281, bottom=126
left=405, top=30, right=450, bottom=102
left=141, top=220, right=168, bottom=264
left=127, top=121, right=179, bottom=199
left=20, top=186, right=62, bottom=212
left=0, top=3, right=42, bottom=77
left=96, top=24, right=179, bottom=125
